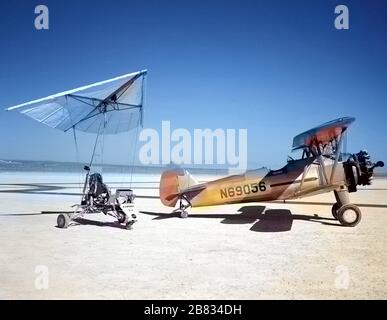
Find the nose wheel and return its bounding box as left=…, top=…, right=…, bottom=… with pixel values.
left=57, top=213, right=70, bottom=229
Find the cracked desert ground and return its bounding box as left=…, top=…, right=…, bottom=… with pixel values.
left=0, top=172, right=386, bottom=299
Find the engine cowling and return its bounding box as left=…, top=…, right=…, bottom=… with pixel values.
left=343, top=150, right=384, bottom=192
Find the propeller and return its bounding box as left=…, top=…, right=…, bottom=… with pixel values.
left=373, top=161, right=384, bottom=169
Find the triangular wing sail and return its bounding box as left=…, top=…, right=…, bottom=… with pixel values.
left=6, top=70, right=147, bottom=134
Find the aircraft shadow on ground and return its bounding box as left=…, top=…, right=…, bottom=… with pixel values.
left=63, top=218, right=128, bottom=230
left=140, top=205, right=340, bottom=232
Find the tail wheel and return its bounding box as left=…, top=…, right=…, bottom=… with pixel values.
left=331, top=203, right=340, bottom=219
left=337, top=204, right=362, bottom=227
left=180, top=210, right=188, bottom=219
left=57, top=214, right=70, bottom=229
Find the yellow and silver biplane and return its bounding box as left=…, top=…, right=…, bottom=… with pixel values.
left=159, top=117, right=384, bottom=227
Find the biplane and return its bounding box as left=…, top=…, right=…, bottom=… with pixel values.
left=159, top=117, right=384, bottom=227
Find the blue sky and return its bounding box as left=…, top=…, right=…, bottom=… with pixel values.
left=0, top=0, right=386, bottom=169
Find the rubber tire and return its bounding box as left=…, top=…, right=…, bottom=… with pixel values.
left=331, top=202, right=340, bottom=219
left=180, top=210, right=188, bottom=219
left=57, top=214, right=70, bottom=229
left=117, top=211, right=126, bottom=224
left=337, top=204, right=362, bottom=227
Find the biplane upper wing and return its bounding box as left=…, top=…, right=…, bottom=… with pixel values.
left=292, top=117, right=355, bottom=150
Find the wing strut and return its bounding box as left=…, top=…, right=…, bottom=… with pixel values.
left=329, top=128, right=346, bottom=184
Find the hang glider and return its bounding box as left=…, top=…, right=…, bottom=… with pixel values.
left=6, top=70, right=148, bottom=230
left=6, top=70, right=147, bottom=135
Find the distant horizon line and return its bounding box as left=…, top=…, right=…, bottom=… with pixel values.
left=1, top=158, right=387, bottom=177
left=0, top=158, right=249, bottom=171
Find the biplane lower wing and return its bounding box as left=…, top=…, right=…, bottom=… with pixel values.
left=292, top=184, right=341, bottom=199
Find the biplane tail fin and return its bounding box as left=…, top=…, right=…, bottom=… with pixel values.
left=159, top=169, right=202, bottom=207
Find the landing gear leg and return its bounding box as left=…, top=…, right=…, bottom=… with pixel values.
left=332, top=189, right=362, bottom=227
left=177, top=196, right=191, bottom=219
left=332, top=190, right=349, bottom=219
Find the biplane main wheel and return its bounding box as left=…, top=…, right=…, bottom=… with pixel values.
left=331, top=203, right=340, bottom=219
left=337, top=204, right=362, bottom=227
left=180, top=210, right=188, bottom=219
left=57, top=214, right=70, bottom=229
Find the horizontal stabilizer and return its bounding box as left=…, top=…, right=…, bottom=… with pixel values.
left=165, top=183, right=207, bottom=202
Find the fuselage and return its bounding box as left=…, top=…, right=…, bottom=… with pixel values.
left=189, top=157, right=346, bottom=207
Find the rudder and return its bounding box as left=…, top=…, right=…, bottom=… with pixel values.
left=159, top=169, right=199, bottom=207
